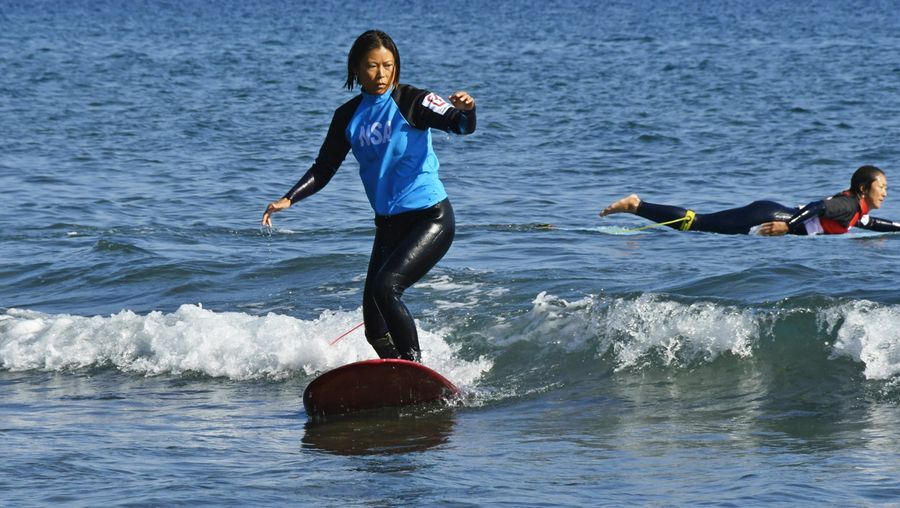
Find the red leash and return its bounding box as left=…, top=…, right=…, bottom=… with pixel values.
left=329, top=321, right=365, bottom=345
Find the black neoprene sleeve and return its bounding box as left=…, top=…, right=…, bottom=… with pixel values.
left=857, top=216, right=900, bottom=232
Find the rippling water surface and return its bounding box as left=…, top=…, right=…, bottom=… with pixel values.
left=3, top=1, right=900, bottom=505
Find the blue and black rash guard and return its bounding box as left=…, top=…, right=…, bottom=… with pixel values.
left=283, top=84, right=476, bottom=215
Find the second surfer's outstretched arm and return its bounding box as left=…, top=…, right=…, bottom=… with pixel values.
left=857, top=216, right=900, bottom=232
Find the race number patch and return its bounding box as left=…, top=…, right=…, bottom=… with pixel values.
left=422, top=92, right=451, bottom=115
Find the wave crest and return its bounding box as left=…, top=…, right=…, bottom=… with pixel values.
left=0, top=305, right=490, bottom=385
left=603, top=293, right=759, bottom=369
left=504, top=293, right=900, bottom=381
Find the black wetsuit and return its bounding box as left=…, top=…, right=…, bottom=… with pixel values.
left=363, top=199, right=455, bottom=361
left=636, top=194, right=900, bottom=235
left=282, top=84, right=476, bottom=361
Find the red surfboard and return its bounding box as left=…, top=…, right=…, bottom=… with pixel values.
left=303, top=359, right=460, bottom=418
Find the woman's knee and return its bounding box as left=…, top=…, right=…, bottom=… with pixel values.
left=370, top=270, right=411, bottom=307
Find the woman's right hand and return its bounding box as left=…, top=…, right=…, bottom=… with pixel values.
left=262, top=198, right=291, bottom=227
left=758, top=221, right=789, bottom=236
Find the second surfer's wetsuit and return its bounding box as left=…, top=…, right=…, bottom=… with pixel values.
left=635, top=192, right=900, bottom=235
left=282, top=84, right=476, bottom=361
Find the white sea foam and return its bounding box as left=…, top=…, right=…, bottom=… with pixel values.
left=487, top=292, right=759, bottom=365
left=419, top=274, right=507, bottom=312
left=525, top=292, right=599, bottom=348
left=0, top=305, right=491, bottom=386
left=602, top=293, right=759, bottom=369
left=419, top=274, right=474, bottom=292
left=822, top=300, right=900, bottom=380
left=521, top=292, right=900, bottom=380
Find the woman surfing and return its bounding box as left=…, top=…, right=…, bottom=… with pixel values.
left=262, top=30, right=476, bottom=362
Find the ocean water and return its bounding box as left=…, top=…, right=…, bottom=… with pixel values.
left=3, top=0, right=900, bottom=505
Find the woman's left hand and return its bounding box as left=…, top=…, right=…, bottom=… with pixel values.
left=758, top=221, right=789, bottom=236
left=449, top=91, right=476, bottom=111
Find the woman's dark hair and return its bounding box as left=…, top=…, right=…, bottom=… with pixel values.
left=345, top=30, right=400, bottom=90
left=850, top=165, right=885, bottom=197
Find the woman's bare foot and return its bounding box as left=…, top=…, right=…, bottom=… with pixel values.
left=600, top=194, right=641, bottom=216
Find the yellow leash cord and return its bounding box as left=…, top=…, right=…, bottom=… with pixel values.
left=621, top=210, right=695, bottom=233
left=679, top=210, right=696, bottom=231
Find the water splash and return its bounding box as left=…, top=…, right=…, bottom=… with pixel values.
left=822, top=300, right=900, bottom=380
left=497, top=292, right=900, bottom=381
left=0, top=305, right=491, bottom=386
left=603, top=293, right=760, bottom=369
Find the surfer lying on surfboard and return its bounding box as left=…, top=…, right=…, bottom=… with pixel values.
left=601, top=165, right=900, bottom=236
left=262, top=30, right=476, bottom=362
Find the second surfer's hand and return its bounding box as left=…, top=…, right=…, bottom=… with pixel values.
left=449, top=91, right=475, bottom=111
left=262, top=198, right=291, bottom=227
left=758, top=221, right=789, bottom=236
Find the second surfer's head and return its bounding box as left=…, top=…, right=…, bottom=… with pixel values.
left=851, top=165, right=887, bottom=209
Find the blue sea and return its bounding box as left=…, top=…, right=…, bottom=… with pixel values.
left=3, top=0, right=900, bottom=505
